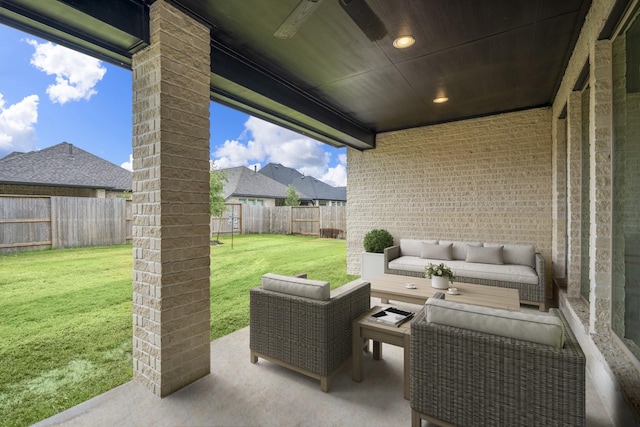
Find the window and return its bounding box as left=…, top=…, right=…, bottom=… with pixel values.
left=612, top=9, right=640, bottom=360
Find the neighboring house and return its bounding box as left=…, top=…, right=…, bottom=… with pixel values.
left=258, top=163, right=346, bottom=206
left=221, top=166, right=312, bottom=207
left=0, top=142, right=132, bottom=198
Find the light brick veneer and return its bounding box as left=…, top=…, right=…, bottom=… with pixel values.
left=552, top=116, right=567, bottom=280
left=131, top=0, right=211, bottom=397
left=566, top=91, right=583, bottom=299
left=550, top=0, right=640, bottom=422
left=588, top=39, right=613, bottom=334
left=347, top=107, right=553, bottom=295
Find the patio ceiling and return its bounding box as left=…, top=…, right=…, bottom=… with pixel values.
left=0, top=0, right=591, bottom=149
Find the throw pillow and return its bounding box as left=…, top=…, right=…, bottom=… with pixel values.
left=466, top=245, right=504, bottom=265
left=420, top=242, right=453, bottom=260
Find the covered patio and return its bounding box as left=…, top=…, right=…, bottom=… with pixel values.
left=2, top=0, right=640, bottom=425
left=34, top=303, right=614, bottom=427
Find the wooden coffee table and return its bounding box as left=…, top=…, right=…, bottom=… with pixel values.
left=370, top=273, right=520, bottom=311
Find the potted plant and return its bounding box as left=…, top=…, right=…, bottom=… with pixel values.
left=425, top=262, right=455, bottom=289
left=361, top=229, right=394, bottom=279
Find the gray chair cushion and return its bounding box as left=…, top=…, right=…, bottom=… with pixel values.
left=425, top=298, right=565, bottom=348
left=262, top=273, right=330, bottom=301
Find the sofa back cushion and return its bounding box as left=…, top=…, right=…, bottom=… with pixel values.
left=420, top=242, right=452, bottom=260
left=439, top=240, right=482, bottom=260
left=400, top=239, right=437, bottom=257
left=485, top=243, right=536, bottom=267
left=425, top=298, right=565, bottom=348
left=262, top=273, right=330, bottom=301
left=466, top=245, right=504, bottom=265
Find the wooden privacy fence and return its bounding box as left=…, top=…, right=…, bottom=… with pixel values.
left=0, top=195, right=132, bottom=253
left=0, top=197, right=345, bottom=254
left=211, top=204, right=346, bottom=239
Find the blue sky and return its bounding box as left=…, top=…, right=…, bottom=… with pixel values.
left=0, top=24, right=347, bottom=186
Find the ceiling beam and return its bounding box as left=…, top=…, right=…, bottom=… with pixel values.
left=210, top=40, right=376, bottom=150
left=0, top=0, right=149, bottom=67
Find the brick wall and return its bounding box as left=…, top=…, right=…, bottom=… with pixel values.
left=0, top=184, right=98, bottom=197
left=347, top=107, right=553, bottom=289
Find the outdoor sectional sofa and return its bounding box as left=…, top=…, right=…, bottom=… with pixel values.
left=384, top=239, right=547, bottom=310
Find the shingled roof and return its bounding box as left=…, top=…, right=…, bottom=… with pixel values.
left=222, top=166, right=312, bottom=201
left=258, top=163, right=346, bottom=202
left=0, top=142, right=132, bottom=190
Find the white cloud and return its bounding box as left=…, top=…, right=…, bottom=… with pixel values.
left=213, top=138, right=264, bottom=169
left=26, top=39, right=106, bottom=105
left=321, top=163, right=347, bottom=187
left=0, top=93, right=39, bottom=156
left=121, top=154, right=133, bottom=171
left=213, top=116, right=347, bottom=186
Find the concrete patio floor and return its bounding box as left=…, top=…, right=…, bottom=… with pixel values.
left=35, top=301, right=615, bottom=427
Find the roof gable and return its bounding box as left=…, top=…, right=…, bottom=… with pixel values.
left=0, top=142, right=132, bottom=190
left=258, top=163, right=346, bottom=201
left=221, top=166, right=311, bottom=200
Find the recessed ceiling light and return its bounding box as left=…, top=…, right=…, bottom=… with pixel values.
left=393, top=35, right=415, bottom=49
left=433, top=96, right=449, bottom=104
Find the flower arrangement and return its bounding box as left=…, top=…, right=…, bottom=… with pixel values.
left=424, top=262, right=455, bottom=282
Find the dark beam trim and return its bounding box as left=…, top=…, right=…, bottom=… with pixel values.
left=573, top=60, right=590, bottom=91
left=550, top=0, right=593, bottom=100
left=210, top=40, right=375, bottom=150
left=599, top=0, right=635, bottom=40
left=54, top=0, right=149, bottom=41
left=0, top=0, right=149, bottom=68
left=211, top=88, right=373, bottom=150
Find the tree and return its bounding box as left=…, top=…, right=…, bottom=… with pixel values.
left=210, top=167, right=227, bottom=243
left=285, top=184, right=300, bottom=206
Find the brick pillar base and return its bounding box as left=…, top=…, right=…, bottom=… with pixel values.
left=131, top=0, right=211, bottom=397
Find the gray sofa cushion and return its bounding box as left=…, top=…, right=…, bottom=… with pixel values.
left=485, top=243, right=535, bottom=268
left=388, top=257, right=539, bottom=284
left=466, top=245, right=504, bottom=265
left=420, top=242, right=452, bottom=260
left=400, top=239, right=437, bottom=257
left=425, top=298, right=565, bottom=348
left=439, top=240, right=482, bottom=260
left=262, top=273, right=330, bottom=301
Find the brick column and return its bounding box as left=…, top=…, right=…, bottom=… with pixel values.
left=131, top=0, right=211, bottom=397
left=552, top=117, right=568, bottom=279
left=566, top=91, right=583, bottom=298
left=589, top=39, right=613, bottom=334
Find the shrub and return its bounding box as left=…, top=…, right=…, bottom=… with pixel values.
left=363, top=229, right=394, bottom=253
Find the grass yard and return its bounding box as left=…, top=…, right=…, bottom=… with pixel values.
left=0, top=234, right=355, bottom=426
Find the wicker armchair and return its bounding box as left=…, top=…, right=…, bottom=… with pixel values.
left=250, top=274, right=370, bottom=392
left=410, top=302, right=586, bottom=427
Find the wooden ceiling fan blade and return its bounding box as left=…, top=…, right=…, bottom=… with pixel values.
left=339, top=0, right=387, bottom=42
left=274, top=0, right=324, bottom=39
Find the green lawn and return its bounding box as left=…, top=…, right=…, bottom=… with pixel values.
left=0, top=234, right=356, bottom=427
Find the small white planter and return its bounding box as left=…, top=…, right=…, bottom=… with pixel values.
left=361, top=252, right=385, bottom=280
left=431, top=276, right=450, bottom=289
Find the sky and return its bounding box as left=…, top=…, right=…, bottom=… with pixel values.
left=0, top=24, right=347, bottom=187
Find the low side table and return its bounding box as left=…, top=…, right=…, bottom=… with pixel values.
left=352, top=305, right=412, bottom=399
